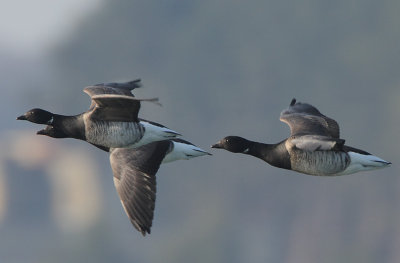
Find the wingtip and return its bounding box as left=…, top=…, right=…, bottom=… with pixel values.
left=143, top=97, right=162, bottom=107
left=127, top=79, right=142, bottom=88
left=131, top=220, right=151, bottom=236
left=94, top=79, right=143, bottom=90
left=140, top=228, right=150, bottom=236
left=290, top=98, right=296, bottom=106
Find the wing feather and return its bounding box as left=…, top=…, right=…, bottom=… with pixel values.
left=89, top=94, right=158, bottom=122
left=280, top=98, right=340, bottom=138
left=110, top=141, right=171, bottom=235
left=83, top=79, right=141, bottom=109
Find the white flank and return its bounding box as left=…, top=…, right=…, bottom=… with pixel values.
left=337, top=152, right=391, bottom=175
left=134, top=121, right=181, bottom=148
left=162, top=141, right=210, bottom=163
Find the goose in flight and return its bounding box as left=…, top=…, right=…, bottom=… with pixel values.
left=17, top=79, right=180, bottom=150
left=18, top=80, right=211, bottom=235
left=212, top=98, right=391, bottom=176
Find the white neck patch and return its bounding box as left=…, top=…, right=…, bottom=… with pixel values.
left=48, top=116, right=54, bottom=124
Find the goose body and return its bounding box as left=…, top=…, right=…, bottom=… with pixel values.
left=212, top=99, right=391, bottom=176
left=17, top=79, right=211, bottom=235
left=18, top=79, right=180, bottom=149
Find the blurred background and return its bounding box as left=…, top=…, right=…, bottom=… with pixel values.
left=2, top=0, right=400, bottom=262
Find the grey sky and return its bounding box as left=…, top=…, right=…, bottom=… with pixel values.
left=0, top=0, right=101, bottom=55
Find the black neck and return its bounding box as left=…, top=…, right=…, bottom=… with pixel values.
left=246, top=140, right=291, bottom=170
left=53, top=113, right=86, bottom=140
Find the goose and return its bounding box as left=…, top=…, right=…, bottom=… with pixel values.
left=17, top=79, right=211, bottom=235
left=212, top=98, right=391, bottom=176
left=17, top=79, right=180, bottom=149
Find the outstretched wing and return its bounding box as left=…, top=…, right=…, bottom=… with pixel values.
left=280, top=98, right=340, bottom=138
left=110, top=140, right=172, bottom=235
left=83, top=79, right=141, bottom=110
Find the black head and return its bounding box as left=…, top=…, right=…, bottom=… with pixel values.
left=37, top=125, right=68, bottom=138
left=17, top=108, right=54, bottom=124
left=211, top=136, right=251, bottom=153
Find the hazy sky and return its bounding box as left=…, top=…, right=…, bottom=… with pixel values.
left=3, top=2, right=400, bottom=262
left=0, top=0, right=101, bottom=55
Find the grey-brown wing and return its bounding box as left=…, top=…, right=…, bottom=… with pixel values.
left=83, top=79, right=141, bottom=109
left=110, top=140, right=171, bottom=235
left=89, top=94, right=158, bottom=122
left=280, top=98, right=340, bottom=138
left=89, top=95, right=141, bottom=122
left=95, top=79, right=142, bottom=91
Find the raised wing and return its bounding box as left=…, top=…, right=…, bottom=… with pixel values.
left=280, top=98, right=340, bottom=138
left=110, top=140, right=172, bottom=235
left=84, top=79, right=141, bottom=97
left=89, top=94, right=159, bottom=122
left=83, top=79, right=141, bottom=109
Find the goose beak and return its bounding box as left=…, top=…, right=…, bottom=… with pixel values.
left=211, top=142, right=222, bottom=149
left=36, top=129, right=46, bottom=135
left=17, top=115, right=27, bottom=120
left=37, top=126, right=53, bottom=135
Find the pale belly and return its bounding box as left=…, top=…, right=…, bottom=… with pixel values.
left=85, top=121, right=144, bottom=148
left=290, top=150, right=350, bottom=176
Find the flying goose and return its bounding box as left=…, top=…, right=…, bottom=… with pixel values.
left=17, top=79, right=180, bottom=150
left=212, top=98, right=391, bottom=176
left=17, top=79, right=211, bottom=235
